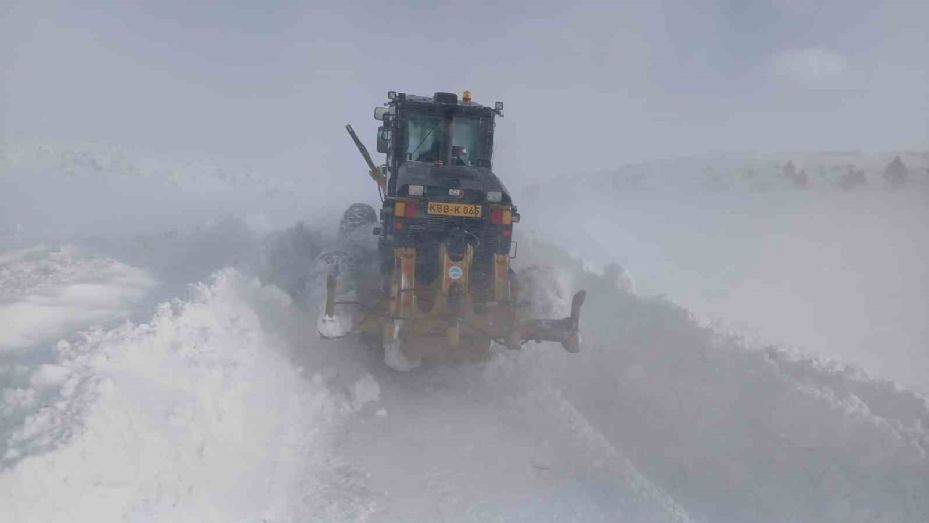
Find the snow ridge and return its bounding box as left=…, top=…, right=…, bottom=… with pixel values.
left=0, top=270, right=361, bottom=523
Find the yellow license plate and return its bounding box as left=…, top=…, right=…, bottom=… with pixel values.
left=427, top=202, right=482, bottom=218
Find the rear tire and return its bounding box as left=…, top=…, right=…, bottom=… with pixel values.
left=339, top=203, right=378, bottom=237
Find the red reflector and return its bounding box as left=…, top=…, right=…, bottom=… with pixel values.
left=405, top=202, right=418, bottom=217
left=502, top=227, right=512, bottom=238
left=490, top=208, right=503, bottom=224
left=393, top=221, right=404, bottom=230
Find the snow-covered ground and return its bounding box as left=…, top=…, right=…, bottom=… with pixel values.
left=1, top=270, right=346, bottom=522
left=2, top=148, right=928, bottom=522
left=523, top=155, right=929, bottom=392
left=0, top=246, right=155, bottom=351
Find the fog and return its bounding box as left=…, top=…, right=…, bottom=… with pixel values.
left=3, top=1, right=928, bottom=184
left=2, top=2, right=929, bottom=522
left=3, top=1, right=927, bottom=232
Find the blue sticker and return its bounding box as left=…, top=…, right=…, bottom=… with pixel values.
left=448, top=265, right=463, bottom=280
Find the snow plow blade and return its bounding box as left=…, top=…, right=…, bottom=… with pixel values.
left=317, top=239, right=587, bottom=366
left=519, top=290, right=586, bottom=353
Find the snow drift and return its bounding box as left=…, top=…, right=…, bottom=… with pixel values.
left=551, top=266, right=929, bottom=523
left=0, top=270, right=359, bottom=522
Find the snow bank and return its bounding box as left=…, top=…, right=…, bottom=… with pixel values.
left=545, top=268, right=929, bottom=523
left=0, top=270, right=352, bottom=523
left=525, top=174, right=929, bottom=392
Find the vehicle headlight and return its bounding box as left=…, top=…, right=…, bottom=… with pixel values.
left=486, top=191, right=502, bottom=203
left=408, top=185, right=424, bottom=196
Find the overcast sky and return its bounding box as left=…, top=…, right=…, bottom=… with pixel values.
left=2, top=0, right=927, bottom=187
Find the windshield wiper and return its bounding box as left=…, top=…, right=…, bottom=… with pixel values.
left=410, top=121, right=440, bottom=159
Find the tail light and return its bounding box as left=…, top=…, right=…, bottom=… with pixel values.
left=490, top=207, right=512, bottom=225
left=393, top=200, right=419, bottom=218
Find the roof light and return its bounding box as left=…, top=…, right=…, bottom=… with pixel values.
left=486, top=191, right=502, bottom=202
left=374, top=107, right=387, bottom=121
left=494, top=101, right=504, bottom=113
left=408, top=184, right=424, bottom=196
left=387, top=91, right=397, bottom=100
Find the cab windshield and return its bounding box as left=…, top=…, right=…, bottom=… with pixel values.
left=451, top=117, right=489, bottom=167
left=405, top=112, right=490, bottom=167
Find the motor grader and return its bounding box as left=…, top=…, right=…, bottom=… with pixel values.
left=319, top=90, right=585, bottom=370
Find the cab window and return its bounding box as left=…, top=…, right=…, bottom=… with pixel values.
left=451, top=117, right=489, bottom=167
left=406, top=114, right=445, bottom=162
